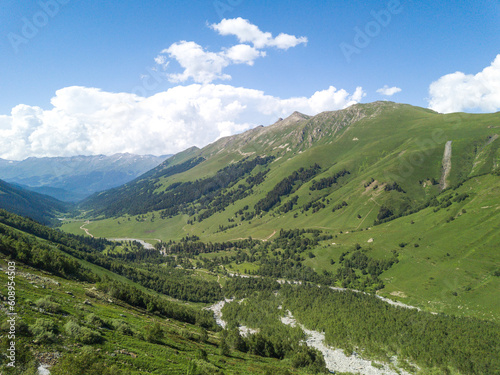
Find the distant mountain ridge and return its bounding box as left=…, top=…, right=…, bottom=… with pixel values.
left=0, top=153, right=170, bottom=202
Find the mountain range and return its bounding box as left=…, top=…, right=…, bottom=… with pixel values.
left=0, top=153, right=170, bottom=202
left=75, top=101, right=500, bottom=320
left=0, top=101, right=498, bottom=374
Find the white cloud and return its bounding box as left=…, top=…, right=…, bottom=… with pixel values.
left=157, top=41, right=266, bottom=83
left=376, top=85, right=402, bottom=96
left=0, top=85, right=365, bottom=160
left=155, top=18, right=308, bottom=84
left=428, top=54, right=500, bottom=113
left=211, top=18, right=308, bottom=50
left=154, top=55, right=168, bottom=66
left=161, top=41, right=231, bottom=84
left=224, top=44, right=266, bottom=65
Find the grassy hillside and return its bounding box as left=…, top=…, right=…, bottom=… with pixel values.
left=2, top=208, right=499, bottom=374
left=64, top=102, right=500, bottom=322
left=0, top=210, right=330, bottom=374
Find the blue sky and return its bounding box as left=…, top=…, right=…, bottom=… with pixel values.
left=0, top=0, right=499, bottom=159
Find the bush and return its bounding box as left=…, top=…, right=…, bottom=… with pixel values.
left=64, top=320, right=81, bottom=337
left=0, top=340, right=38, bottom=374
left=226, top=328, right=247, bottom=352
left=80, top=326, right=103, bottom=344
left=112, top=320, right=133, bottom=336
left=145, top=322, right=164, bottom=343
left=187, top=359, right=223, bottom=375
left=64, top=320, right=103, bottom=344
left=31, top=318, right=58, bottom=343
left=199, top=327, right=209, bottom=343
left=35, top=296, right=62, bottom=314
left=291, top=346, right=327, bottom=372
left=85, top=313, right=108, bottom=329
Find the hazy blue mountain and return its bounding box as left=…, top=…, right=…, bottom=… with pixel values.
left=0, top=153, right=170, bottom=202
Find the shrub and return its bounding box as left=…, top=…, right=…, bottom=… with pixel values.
left=187, top=359, right=223, bottom=375
left=79, top=327, right=103, bottom=344
left=64, top=320, right=81, bottom=337
left=35, top=296, right=62, bottom=314
left=85, top=313, right=108, bottom=329
left=112, top=320, right=133, bottom=336
left=64, top=320, right=103, bottom=344
left=31, top=318, right=58, bottom=343
left=1, top=319, right=30, bottom=337
left=145, top=322, right=163, bottom=343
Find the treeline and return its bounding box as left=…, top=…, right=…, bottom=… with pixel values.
left=282, top=285, right=500, bottom=375
left=0, top=209, right=222, bottom=303
left=80, top=156, right=205, bottom=216
left=174, top=229, right=391, bottom=292
left=106, top=247, right=163, bottom=263
left=223, top=277, right=281, bottom=299
left=82, top=156, right=273, bottom=219
left=0, top=180, right=69, bottom=226
left=195, top=166, right=272, bottom=222
left=254, top=164, right=321, bottom=214
left=0, top=209, right=113, bottom=253
left=374, top=185, right=472, bottom=225
left=0, top=223, right=96, bottom=282
left=333, top=249, right=398, bottom=291
left=0, top=210, right=219, bottom=332
left=309, top=169, right=350, bottom=191
left=69, top=250, right=223, bottom=303
left=165, top=237, right=261, bottom=256
left=96, top=280, right=216, bottom=329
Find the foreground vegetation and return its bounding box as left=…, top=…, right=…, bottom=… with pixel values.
left=0, top=210, right=332, bottom=374
left=4, top=102, right=499, bottom=374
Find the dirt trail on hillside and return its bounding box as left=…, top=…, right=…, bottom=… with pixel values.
left=262, top=230, right=277, bottom=241
left=80, top=221, right=94, bottom=238
left=230, top=229, right=277, bottom=242
left=440, top=141, right=452, bottom=190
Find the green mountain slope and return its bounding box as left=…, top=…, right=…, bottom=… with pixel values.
left=0, top=179, right=69, bottom=225
left=69, top=101, right=500, bottom=321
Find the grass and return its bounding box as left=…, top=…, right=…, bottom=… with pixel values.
left=61, top=102, right=500, bottom=323
left=0, top=254, right=318, bottom=374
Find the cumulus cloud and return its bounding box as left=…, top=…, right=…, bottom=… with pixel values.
left=211, top=18, right=308, bottom=50
left=376, top=85, right=402, bottom=96
left=155, top=18, right=307, bottom=84
left=428, top=54, right=500, bottom=113
left=161, top=41, right=231, bottom=84
left=224, top=44, right=266, bottom=65
left=0, top=85, right=365, bottom=160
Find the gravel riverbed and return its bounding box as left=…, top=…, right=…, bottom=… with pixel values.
left=281, top=310, right=414, bottom=375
